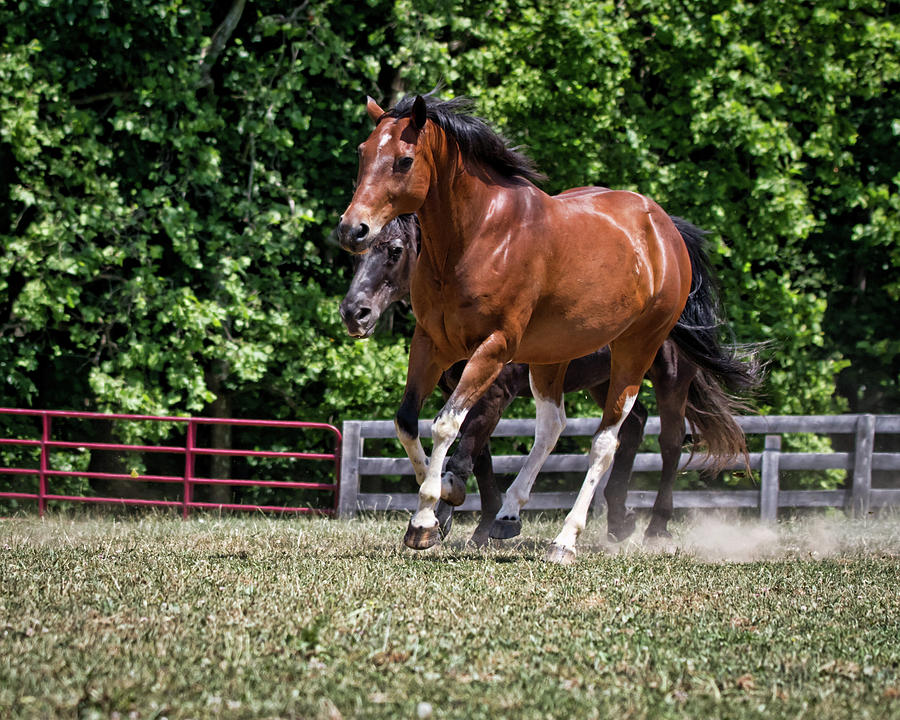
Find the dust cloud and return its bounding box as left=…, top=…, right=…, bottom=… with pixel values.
left=628, top=512, right=900, bottom=563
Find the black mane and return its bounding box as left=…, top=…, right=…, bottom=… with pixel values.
left=386, top=93, right=545, bottom=184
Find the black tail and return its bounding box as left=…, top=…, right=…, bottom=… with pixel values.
left=668, top=216, right=765, bottom=472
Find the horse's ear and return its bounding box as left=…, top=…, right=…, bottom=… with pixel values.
left=411, top=95, right=427, bottom=131
left=366, top=96, right=385, bottom=123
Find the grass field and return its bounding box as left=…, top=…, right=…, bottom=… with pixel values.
left=2, top=510, right=899, bottom=719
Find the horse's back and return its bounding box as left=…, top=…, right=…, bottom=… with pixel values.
left=510, top=188, right=691, bottom=363
left=558, top=187, right=688, bottom=292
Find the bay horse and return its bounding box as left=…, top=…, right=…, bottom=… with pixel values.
left=337, top=93, right=750, bottom=563
left=340, top=216, right=758, bottom=546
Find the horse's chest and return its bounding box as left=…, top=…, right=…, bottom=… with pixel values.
left=411, top=279, right=498, bottom=357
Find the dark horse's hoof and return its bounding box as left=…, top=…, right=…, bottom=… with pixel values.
left=404, top=520, right=441, bottom=550
left=442, top=472, right=467, bottom=507
left=435, top=500, right=454, bottom=539
left=644, top=527, right=673, bottom=544
left=607, top=510, right=637, bottom=543
left=545, top=543, right=577, bottom=565
left=489, top=516, right=522, bottom=540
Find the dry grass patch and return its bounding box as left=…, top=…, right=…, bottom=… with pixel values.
left=1, top=511, right=899, bottom=719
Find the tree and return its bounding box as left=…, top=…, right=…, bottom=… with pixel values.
left=1, top=0, right=409, bottom=425
left=1, top=1, right=898, bottom=501
left=386, top=0, right=899, bottom=421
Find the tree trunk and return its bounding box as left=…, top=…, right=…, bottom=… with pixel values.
left=204, top=367, right=233, bottom=506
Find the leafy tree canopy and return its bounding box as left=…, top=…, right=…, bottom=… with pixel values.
left=2, top=0, right=898, bottom=437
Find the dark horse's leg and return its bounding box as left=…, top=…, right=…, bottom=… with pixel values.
left=467, top=443, right=501, bottom=545
left=644, top=344, right=696, bottom=540
left=593, top=381, right=648, bottom=542
left=442, top=364, right=528, bottom=544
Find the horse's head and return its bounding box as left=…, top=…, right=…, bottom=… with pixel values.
left=339, top=215, right=419, bottom=338
left=337, top=95, right=432, bottom=254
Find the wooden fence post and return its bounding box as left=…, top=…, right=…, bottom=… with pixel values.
left=338, top=421, right=363, bottom=518
left=760, top=434, right=781, bottom=523
left=850, top=413, right=875, bottom=518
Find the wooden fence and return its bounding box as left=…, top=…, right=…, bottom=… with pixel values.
left=338, top=415, right=900, bottom=520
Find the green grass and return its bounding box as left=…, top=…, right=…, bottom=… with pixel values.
left=2, top=511, right=899, bottom=719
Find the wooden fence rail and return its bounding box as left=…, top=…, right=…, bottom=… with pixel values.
left=338, top=414, right=900, bottom=520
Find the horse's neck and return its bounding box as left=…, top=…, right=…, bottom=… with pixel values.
left=417, top=161, right=515, bottom=269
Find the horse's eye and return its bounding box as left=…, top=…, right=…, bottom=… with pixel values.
left=395, top=156, right=413, bottom=173
left=387, top=246, right=403, bottom=262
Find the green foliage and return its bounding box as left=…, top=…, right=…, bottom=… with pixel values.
left=1, top=1, right=898, bottom=496
left=0, top=0, right=403, bottom=427
left=388, top=0, right=899, bottom=418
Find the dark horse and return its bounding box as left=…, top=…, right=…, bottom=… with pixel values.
left=340, top=215, right=758, bottom=545
left=338, top=93, right=755, bottom=563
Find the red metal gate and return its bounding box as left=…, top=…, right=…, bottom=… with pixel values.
left=0, top=408, right=342, bottom=516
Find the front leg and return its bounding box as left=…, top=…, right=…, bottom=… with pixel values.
left=405, top=331, right=513, bottom=549
left=394, top=327, right=451, bottom=549
left=395, top=327, right=470, bottom=499
left=467, top=443, right=501, bottom=546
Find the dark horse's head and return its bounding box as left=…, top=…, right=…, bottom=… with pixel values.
left=339, top=214, right=419, bottom=338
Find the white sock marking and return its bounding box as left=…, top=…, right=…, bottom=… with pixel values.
left=497, top=371, right=566, bottom=519
left=553, top=393, right=638, bottom=551
left=411, top=406, right=468, bottom=528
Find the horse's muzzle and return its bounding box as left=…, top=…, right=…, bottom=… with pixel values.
left=339, top=296, right=376, bottom=338
left=337, top=219, right=370, bottom=254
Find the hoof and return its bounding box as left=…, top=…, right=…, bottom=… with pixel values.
left=545, top=543, right=577, bottom=565
left=404, top=520, right=441, bottom=550
left=644, top=527, right=673, bottom=544
left=607, top=511, right=637, bottom=543
left=435, top=500, right=454, bottom=539
left=442, top=472, right=467, bottom=507
left=489, top=516, right=522, bottom=540
left=468, top=517, right=496, bottom=547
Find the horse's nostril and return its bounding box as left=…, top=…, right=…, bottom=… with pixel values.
left=355, top=307, right=372, bottom=321
left=337, top=221, right=370, bottom=249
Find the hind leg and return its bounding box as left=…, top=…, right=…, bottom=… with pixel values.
left=489, top=363, right=568, bottom=539
left=600, top=389, right=648, bottom=543
left=547, top=334, right=664, bottom=564
left=547, top=388, right=637, bottom=564
left=645, top=346, right=694, bottom=541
